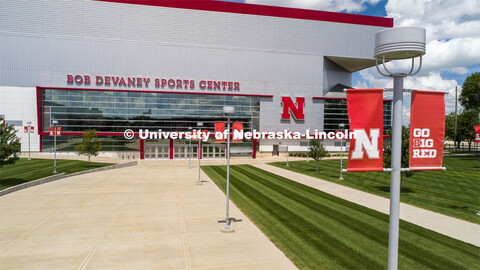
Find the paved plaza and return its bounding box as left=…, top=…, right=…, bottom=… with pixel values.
left=0, top=161, right=296, bottom=269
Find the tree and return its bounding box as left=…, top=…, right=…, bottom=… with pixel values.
left=0, top=116, right=21, bottom=168
left=383, top=126, right=414, bottom=191
left=444, top=112, right=456, bottom=141
left=456, top=110, right=480, bottom=151
left=75, top=129, right=101, bottom=165
left=459, top=72, right=480, bottom=112
left=308, top=139, right=328, bottom=171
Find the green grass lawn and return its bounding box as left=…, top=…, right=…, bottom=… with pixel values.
left=203, top=165, right=479, bottom=269
left=270, top=156, right=480, bottom=224
left=0, top=158, right=114, bottom=190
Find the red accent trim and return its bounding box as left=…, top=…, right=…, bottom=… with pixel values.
left=169, top=138, right=174, bottom=159
left=38, top=86, right=273, bottom=98
left=199, top=140, right=203, bottom=160
left=95, top=0, right=393, bottom=27
left=140, top=139, right=144, bottom=159
left=36, top=87, right=44, bottom=152
left=252, top=139, right=257, bottom=159
left=313, top=96, right=394, bottom=102
left=36, top=87, right=43, bottom=132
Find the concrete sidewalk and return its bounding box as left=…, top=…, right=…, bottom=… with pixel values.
left=0, top=163, right=296, bottom=269
left=253, top=163, right=480, bottom=247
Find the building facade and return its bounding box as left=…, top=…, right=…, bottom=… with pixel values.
left=0, top=0, right=393, bottom=159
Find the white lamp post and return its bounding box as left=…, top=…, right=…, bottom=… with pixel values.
left=339, top=123, right=345, bottom=180
left=27, top=121, right=31, bottom=160
left=306, top=127, right=310, bottom=162
left=196, top=122, right=203, bottom=185
left=52, top=120, right=58, bottom=173
left=286, top=128, right=289, bottom=167
left=188, top=127, right=192, bottom=169
left=374, top=26, right=425, bottom=270
left=222, top=106, right=235, bottom=232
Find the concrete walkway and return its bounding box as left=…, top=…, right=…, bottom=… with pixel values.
left=0, top=163, right=296, bottom=269
left=253, top=163, right=480, bottom=247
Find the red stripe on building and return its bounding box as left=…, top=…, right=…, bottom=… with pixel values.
left=95, top=0, right=393, bottom=27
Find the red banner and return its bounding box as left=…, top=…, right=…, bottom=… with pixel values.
left=346, top=89, right=384, bottom=172
left=25, top=126, right=35, bottom=133
left=232, top=122, right=243, bottom=143
left=475, top=126, right=480, bottom=143
left=409, top=90, right=445, bottom=170
left=49, top=127, right=54, bottom=136
left=215, top=122, right=225, bottom=143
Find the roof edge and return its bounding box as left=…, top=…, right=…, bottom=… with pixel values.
left=94, top=0, right=393, bottom=28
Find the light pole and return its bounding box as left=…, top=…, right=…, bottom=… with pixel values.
left=196, top=122, right=203, bottom=185
left=374, top=26, right=425, bottom=270
left=339, top=123, right=345, bottom=180
left=52, top=120, right=58, bottom=173
left=27, top=121, right=31, bottom=160
left=188, top=127, right=192, bottom=169
left=286, top=128, right=289, bottom=167
left=306, top=130, right=309, bottom=162
left=222, top=106, right=235, bottom=232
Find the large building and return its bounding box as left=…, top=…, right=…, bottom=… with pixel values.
left=0, top=0, right=392, bottom=159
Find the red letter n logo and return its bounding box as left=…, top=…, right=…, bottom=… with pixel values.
left=281, top=97, right=305, bottom=120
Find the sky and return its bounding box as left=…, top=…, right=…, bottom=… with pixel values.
left=220, top=0, right=480, bottom=124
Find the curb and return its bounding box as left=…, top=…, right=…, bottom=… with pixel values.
left=0, top=161, right=138, bottom=197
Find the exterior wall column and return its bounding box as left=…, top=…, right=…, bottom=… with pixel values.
left=252, top=139, right=257, bottom=159
left=140, top=138, right=144, bottom=159
left=169, top=138, right=174, bottom=159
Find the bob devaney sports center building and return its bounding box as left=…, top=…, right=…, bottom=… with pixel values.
left=0, top=0, right=392, bottom=159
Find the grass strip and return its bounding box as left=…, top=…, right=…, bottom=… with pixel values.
left=203, top=164, right=479, bottom=270
left=269, top=156, right=480, bottom=224
left=0, top=158, right=114, bottom=190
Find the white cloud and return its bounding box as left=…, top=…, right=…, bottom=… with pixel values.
left=356, top=0, right=479, bottom=123
left=246, top=0, right=477, bottom=122
left=357, top=67, right=460, bottom=125
left=245, top=0, right=380, bottom=13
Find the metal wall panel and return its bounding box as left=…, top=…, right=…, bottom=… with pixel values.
left=1, top=0, right=385, bottom=133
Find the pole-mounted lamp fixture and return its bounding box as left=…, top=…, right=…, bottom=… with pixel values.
left=374, top=26, right=426, bottom=270
left=222, top=106, right=235, bottom=232
left=52, top=120, right=59, bottom=173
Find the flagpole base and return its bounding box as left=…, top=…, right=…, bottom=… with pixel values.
left=221, top=227, right=235, bottom=233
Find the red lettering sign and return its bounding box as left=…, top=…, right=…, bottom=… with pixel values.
left=67, top=74, right=239, bottom=91
left=409, top=90, right=445, bottom=170
left=346, top=89, right=384, bottom=172
left=281, top=97, right=305, bottom=120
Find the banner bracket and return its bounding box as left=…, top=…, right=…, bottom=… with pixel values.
left=382, top=168, right=410, bottom=172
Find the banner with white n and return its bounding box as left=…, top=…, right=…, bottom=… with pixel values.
left=346, top=89, right=384, bottom=172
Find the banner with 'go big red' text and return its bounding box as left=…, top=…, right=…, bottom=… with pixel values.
left=409, top=90, right=445, bottom=170
left=347, top=89, right=384, bottom=172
